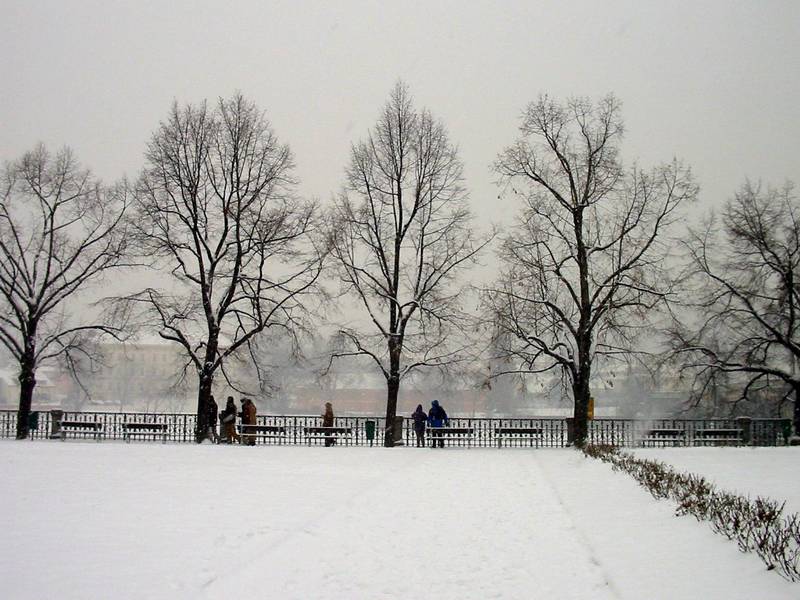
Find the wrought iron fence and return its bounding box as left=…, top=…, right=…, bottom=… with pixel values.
left=0, top=410, right=792, bottom=448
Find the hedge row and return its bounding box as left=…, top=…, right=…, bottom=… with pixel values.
left=583, top=444, right=800, bottom=582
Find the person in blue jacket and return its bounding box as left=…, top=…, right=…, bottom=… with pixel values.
left=428, top=399, right=449, bottom=448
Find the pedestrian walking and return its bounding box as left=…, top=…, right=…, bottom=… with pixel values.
left=241, top=398, right=257, bottom=446
left=428, top=399, right=449, bottom=448
left=322, top=402, right=335, bottom=447
left=220, top=396, right=239, bottom=444
left=411, top=404, right=427, bottom=447
left=207, top=394, right=219, bottom=443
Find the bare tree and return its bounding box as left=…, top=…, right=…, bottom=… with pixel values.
left=121, top=94, right=323, bottom=441
left=670, top=181, right=800, bottom=433
left=487, top=95, right=697, bottom=446
left=328, top=82, right=488, bottom=447
left=0, top=145, right=130, bottom=438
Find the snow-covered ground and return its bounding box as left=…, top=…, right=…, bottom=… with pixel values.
left=1, top=443, right=797, bottom=599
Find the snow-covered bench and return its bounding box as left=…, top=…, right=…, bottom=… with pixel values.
left=238, top=424, right=287, bottom=444
left=428, top=426, right=474, bottom=447
left=122, top=422, right=168, bottom=443
left=494, top=427, right=543, bottom=447
left=693, top=428, right=741, bottom=446
left=303, top=426, right=352, bottom=445
left=641, top=428, right=686, bottom=447
left=60, top=420, right=104, bottom=441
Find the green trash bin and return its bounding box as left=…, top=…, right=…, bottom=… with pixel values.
left=365, top=420, right=376, bottom=446
left=781, top=419, right=793, bottom=444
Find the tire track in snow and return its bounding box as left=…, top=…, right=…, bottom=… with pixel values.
left=200, top=449, right=424, bottom=596
left=525, top=451, right=623, bottom=600
left=204, top=448, right=622, bottom=599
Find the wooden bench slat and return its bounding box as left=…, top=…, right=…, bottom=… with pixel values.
left=59, top=420, right=104, bottom=441
left=304, top=427, right=352, bottom=435
left=695, top=429, right=740, bottom=436
left=303, top=426, right=353, bottom=446
left=237, top=424, right=288, bottom=445
left=640, top=429, right=686, bottom=446
left=121, top=422, right=168, bottom=443
left=693, top=429, right=741, bottom=445
left=61, top=421, right=103, bottom=430
left=123, top=423, right=167, bottom=431
left=647, top=429, right=685, bottom=436
left=428, top=427, right=473, bottom=435
left=495, top=428, right=543, bottom=435
left=494, top=427, right=543, bottom=447
left=239, top=425, right=286, bottom=433
left=428, top=427, right=474, bottom=447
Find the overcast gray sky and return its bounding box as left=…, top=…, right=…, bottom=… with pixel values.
left=2, top=0, right=799, bottom=228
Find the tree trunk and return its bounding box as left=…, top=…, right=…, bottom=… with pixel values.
left=195, top=336, right=219, bottom=443
left=793, top=382, right=800, bottom=436
left=572, top=205, right=592, bottom=448
left=383, top=338, right=402, bottom=447
left=572, top=374, right=590, bottom=447
left=195, top=372, right=214, bottom=443
left=384, top=374, right=400, bottom=447
left=16, top=358, right=36, bottom=440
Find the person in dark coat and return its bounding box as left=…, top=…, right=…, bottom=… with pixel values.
left=220, top=396, right=239, bottom=444
left=322, top=402, right=335, bottom=447
left=207, top=394, right=219, bottom=443
left=427, top=399, right=449, bottom=448
left=411, top=404, right=427, bottom=447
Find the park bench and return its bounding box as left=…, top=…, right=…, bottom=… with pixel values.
left=59, top=420, right=104, bottom=441
left=641, top=428, right=686, bottom=447
left=693, top=428, right=742, bottom=446
left=122, top=422, right=168, bottom=443
left=494, top=427, right=543, bottom=448
left=428, top=426, right=474, bottom=447
left=238, top=424, right=287, bottom=444
left=303, top=426, right=352, bottom=446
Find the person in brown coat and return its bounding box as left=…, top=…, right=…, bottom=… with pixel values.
left=241, top=398, right=257, bottom=446
left=220, top=396, right=239, bottom=444
left=322, top=402, right=335, bottom=447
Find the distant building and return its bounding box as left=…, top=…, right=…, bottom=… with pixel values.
left=75, top=339, right=195, bottom=412
left=0, top=364, right=62, bottom=410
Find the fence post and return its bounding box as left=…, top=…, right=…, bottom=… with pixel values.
left=392, top=415, right=404, bottom=446
left=736, top=416, right=752, bottom=446
left=49, top=409, right=63, bottom=439
left=565, top=417, right=575, bottom=446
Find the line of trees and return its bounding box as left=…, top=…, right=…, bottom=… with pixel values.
left=1, top=85, right=797, bottom=445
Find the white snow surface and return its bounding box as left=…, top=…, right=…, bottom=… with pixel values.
left=1, top=443, right=797, bottom=599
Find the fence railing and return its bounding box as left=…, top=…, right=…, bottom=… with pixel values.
left=0, top=410, right=792, bottom=448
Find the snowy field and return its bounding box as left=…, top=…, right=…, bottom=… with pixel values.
left=1, top=443, right=798, bottom=599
